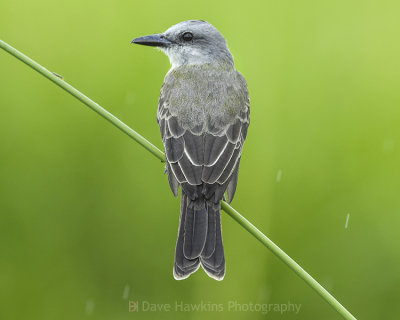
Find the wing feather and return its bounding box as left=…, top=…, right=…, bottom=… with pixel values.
left=217, top=145, right=241, bottom=184
left=170, top=162, right=186, bottom=183
left=204, top=134, right=229, bottom=166
left=158, top=75, right=250, bottom=202
left=225, top=118, right=242, bottom=143
left=178, top=154, right=203, bottom=185
left=183, top=131, right=204, bottom=165
left=201, top=141, right=236, bottom=183
left=165, top=136, right=184, bottom=163
left=168, top=116, right=186, bottom=137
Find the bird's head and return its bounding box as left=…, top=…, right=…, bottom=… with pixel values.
left=132, top=20, right=234, bottom=69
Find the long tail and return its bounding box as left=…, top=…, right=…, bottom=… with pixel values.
left=173, top=192, right=225, bottom=281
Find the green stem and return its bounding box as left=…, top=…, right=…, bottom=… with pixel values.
left=0, top=40, right=165, bottom=162
left=0, top=39, right=357, bottom=320
left=221, top=202, right=356, bottom=320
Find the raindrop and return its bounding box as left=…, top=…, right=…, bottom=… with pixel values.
left=85, top=299, right=95, bottom=315
left=276, top=169, right=282, bottom=182
left=122, top=284, right=130, bottom=300
left=345, top=213, right=350, bottom=229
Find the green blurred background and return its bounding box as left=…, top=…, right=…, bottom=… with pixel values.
left=1, top=0, right=399, bottom=319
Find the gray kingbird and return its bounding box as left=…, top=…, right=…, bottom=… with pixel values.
left=132, top=20, right=250, bottom=281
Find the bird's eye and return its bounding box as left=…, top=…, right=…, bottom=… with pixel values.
left=182, top=32, right=193, bottom=42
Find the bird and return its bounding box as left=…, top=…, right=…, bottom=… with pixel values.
left=132, top=20, right=250, bottom=281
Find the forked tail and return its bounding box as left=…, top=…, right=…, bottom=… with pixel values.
left=173, top=192, right=225, bottom=280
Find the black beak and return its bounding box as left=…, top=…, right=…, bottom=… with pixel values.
left=131, top=34, right=172, bottom=47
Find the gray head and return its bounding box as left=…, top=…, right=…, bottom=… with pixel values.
left=132, top=20, right=234, bottom=68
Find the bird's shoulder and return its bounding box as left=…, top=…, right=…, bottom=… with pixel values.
left=158, top=64, right=249, bottom=120
left=162, top=64, right=247, bottom=92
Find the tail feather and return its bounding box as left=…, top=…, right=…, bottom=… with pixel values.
left=201, top=206, right=216, bottom=259
left=174, top=193, right=225, bottom=281
left=200, top=204, right=225, bottom=280
left=174, top=195, right=200, bottom=280
left=201, top=257, right=225, bottom=280
left=183, top=202, right=208, bottom=259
